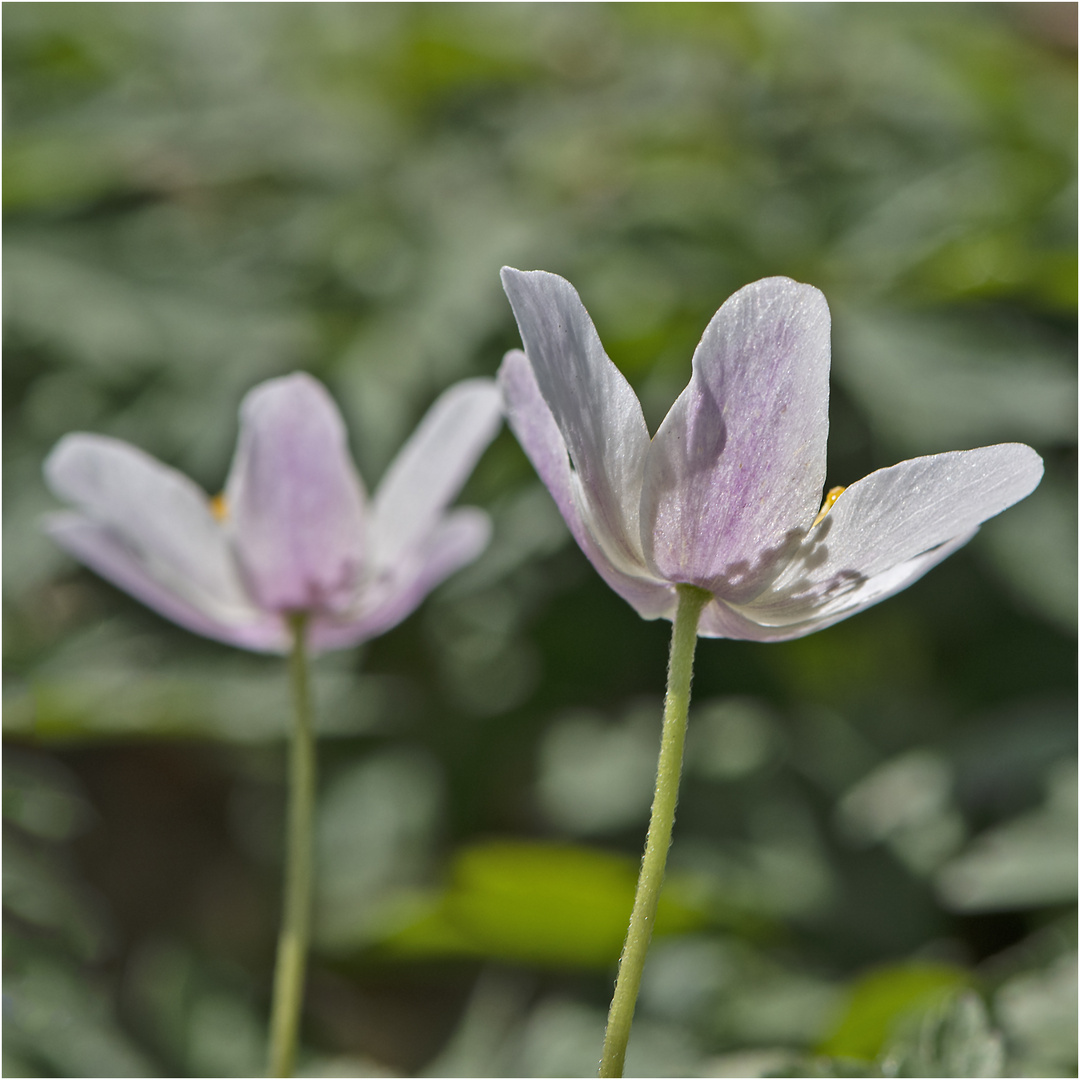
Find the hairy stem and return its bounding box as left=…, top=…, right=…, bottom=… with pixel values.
left=267, top=614, right=316, bottom=1078
left=599, top=584, right=710, bottom=1078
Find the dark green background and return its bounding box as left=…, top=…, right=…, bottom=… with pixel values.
left=4, top=4, right=1076, bottom=1076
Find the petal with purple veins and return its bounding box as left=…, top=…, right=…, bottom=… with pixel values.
left=226, top=373, right=367, bottom=614
left=642, top=277, right=830, bottom=598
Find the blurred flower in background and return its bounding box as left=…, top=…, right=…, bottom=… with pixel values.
left=43, top=373, right=501, bottom=653
left=3, top=4, right=1075, bottom=1077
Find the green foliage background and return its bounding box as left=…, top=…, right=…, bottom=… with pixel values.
left=4, top=4, right=1076, bottom=1077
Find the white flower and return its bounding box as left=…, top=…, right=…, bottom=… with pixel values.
left=499, top=268, right=1043, bottom=640
left=45, top=373, right=502, bottom=653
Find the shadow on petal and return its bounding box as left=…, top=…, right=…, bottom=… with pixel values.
left=698, top=527, right=808, bottom=605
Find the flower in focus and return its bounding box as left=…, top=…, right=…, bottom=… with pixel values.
left=498, top=269, right=1043, bottom=641
left=44, top=373, right=502, bottom=653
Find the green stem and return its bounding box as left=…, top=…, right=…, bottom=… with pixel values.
left=599, top=584, right=710, bottom=1079
left=267, top=613, right=316, bottom=1078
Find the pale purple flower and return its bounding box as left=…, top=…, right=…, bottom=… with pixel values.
left=44, top=373, right=502, bottom=653
left=498, top=269, right=1043, bottom=641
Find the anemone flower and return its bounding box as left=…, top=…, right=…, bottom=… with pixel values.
left=45, top=372, right=502, bottom=655
left=499, top=270, right=1043, bottom=643
left=44, top=371, right=501, bottom=1078
left=498, top=268, right=1043, bottom=1078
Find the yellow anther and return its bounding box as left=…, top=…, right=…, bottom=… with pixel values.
left=210, top=493, right=229, bottom=522
left=812, top=485, right=846, bottom=528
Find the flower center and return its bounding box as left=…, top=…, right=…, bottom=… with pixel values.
left=210, top=493, right=229, bottom=522
left=812, top=485, right=846, bottom=527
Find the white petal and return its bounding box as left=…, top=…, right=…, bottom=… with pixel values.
left=642, top=277, right=830, bottom=598
left=498, top=349, right=675, bottom=621
left=702, top=531, right=975, bottom=642
left=44, top=433, right=254, bottom=618
left=501, top=267, right=651, bottom=569
left=308, top=508, right=492, bottom=651
left=225, top=373, right=367, bottom=614
left=733, top=443, right=1044, bottom=630
left=46, top=512, right=288, bottom=652
left=370, top=378, right=502, bottom=572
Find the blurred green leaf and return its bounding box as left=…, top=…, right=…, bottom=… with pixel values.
left=719, top=968, right=845, bottom=1050
left=819, top=962, right=970, bottom=1061
left=994, top=949, right=1078, bottom=1077
left=878, top=991, right=1004, bottom=1079
left=4, top=751, right=93, bottom=841
left=687, top=696, right=780, bottom=782
left=3, top=837, right=109, bottom=963
left=3, top=133, right=123, bottom=210
left=316, top=749, right=443, bottom=948
left=380, top=840, right=708, bottom=968
left=833, top=308, right=1077, bottom=454
left=4, top=958, right=159, bottom=1078
left=838, top=750, right=965, bottom=876
left=185, top=992, right=264, bottom=1079
left=536, top=703, right=659, bottom=835
left=424, top=972, right=707, bottom=1079
left=936, top=760, right=1077, bottom=911
left=5, top=657, right=394, bottom=743
left=979, top=471, right=1078, bottom=633
left=124, top=938, right=279, bottom=1078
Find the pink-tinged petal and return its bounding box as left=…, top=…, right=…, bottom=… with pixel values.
left=731, top=443, right=1044, bottom=631
left=370, top=379, right=502, bottom=573
left=702, top=531, right=974, bottom=642
left=642, top=277, right=830, bottom=599
left=501, top=267, right=651, bottom=569
left=498, top=349, right=676, bottom=621
left=46, top=513, right=289, bottom=652
left=308, top=508, right=491, bottom=651
left=44, top=433, right=254, bottom=616
left=226, top=373, right=366, bottom=614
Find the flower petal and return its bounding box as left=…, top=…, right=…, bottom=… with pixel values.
left=733, top=443, right=1044, bottom=630
left=370, top=378, right=502, bottom=573
left=308, top=507, right=492, bottom=651
left=46, top=512, right=289, bottom=652
left=44, top=432, right=255, bottom=618
left=500, top=267, right=651, bottom=570
left=498, top=348, right=676, bottom=620
left=226, top=373, right=367, bottom=614
left=642, top=277, right=830, bottom=598
left=700, top=531, right=974, bottom=642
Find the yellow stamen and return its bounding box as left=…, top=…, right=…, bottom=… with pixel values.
left=812, top=485, right=846, bottom=527
left=210, top=493, right=229, bottom=522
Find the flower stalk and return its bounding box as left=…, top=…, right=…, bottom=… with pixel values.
left=599, top=584, right=711, bottom=1078
left=267, top=613, right=317, bottom=1078
left=41, top=372, right=503, bottom=1076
